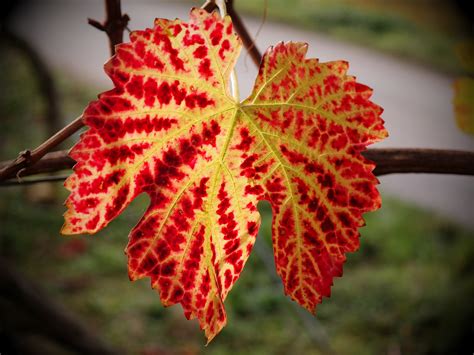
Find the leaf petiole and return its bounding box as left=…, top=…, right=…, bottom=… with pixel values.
left=215, top=0, right=240, bottom=102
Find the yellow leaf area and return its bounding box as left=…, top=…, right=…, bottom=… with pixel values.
left=62, top=9, right=387, bottom=342
left=454, top=78, right=474, bottom=135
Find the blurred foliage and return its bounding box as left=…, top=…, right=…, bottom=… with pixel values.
left=0, top=43, right=98, bottom=160
left=224, top=0, right=471, bottom=73
left=1, top=188, right=473, bottom=354
left=0, top=40, right=44, bottom=158
left=1, top=21, right=474, bottom=355
left=453, top=42, right=474, bottom=136
left=453, top=78, right=474, bottom=135
left=456, top=41, right=474, bottom=74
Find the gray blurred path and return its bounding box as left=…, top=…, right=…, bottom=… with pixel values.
left=11, top=0, right=474, bottom=226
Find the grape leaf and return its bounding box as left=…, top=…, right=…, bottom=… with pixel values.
left=62, top=8, right=387, bottom=341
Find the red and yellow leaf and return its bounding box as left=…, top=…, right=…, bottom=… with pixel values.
left=244, top=42, right=387, bottom=312
left=62, top=8, right=387, bottom=342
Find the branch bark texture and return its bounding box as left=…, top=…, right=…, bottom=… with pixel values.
left=1, top=149, right=473, bottom=186
left=88, top=0, right=130, bottom=56
left=0, top=116, right=84, bottom=181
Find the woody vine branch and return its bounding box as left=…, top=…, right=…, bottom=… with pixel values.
left=0, top=0, right=472, bottom=184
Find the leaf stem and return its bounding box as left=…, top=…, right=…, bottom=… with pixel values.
left=230, top=68, right=240, bottom=102
left=215, top=0, right=240, bottom=102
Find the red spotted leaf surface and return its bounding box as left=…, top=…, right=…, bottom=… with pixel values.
left=62, top=8, right=387, bottom=342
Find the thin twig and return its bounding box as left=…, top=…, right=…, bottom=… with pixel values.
left=243, top=0, right=267, bottom=69
left=0, top=0, right=131, bottom=181
left=226, top=0, right=263, bottom=67
left=88, top=0, right=130, bottom=56
left=203, top=0, right=263, bottom=66
left=202, top=0, right=218, bottom=12
left=1, top=148, right=473, bottom=186
left=0, top=150, right=75, bottom=177
left=0, top=116, right=84, bottom=182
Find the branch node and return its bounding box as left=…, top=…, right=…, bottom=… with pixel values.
left=19, top=149, right=32, bottom=163
left=122, top=14, right=130, bottom=24
left=87, top=18, right=106, bottom=32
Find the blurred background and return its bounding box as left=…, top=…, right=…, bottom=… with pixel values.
left=1, top=0, right=473, bottom=354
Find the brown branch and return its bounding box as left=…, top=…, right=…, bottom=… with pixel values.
left=0, top=149, right=473, bottom=186
left=88, top=0, right=130, bottom=56
left=0, top=151, right=75, bottom=180
left=0, top=0, right=131, bottom=182
left=226, top=0, right=263, bottom=67
left=366, top=148, right=474, bottom=176
left=1, top=3, right=473, bottom=186
left=0, top=150, right=75, bottom=177
left=202, top=0, right=218, bottom=13
left=0, top=116, right=84, bottom=181
left=203, top=0, right=262, bottom=67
